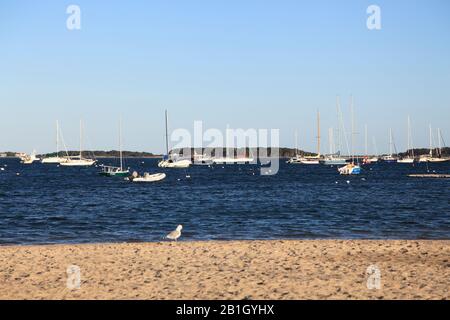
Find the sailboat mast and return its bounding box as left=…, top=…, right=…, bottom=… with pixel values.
left=294, top=130, right=298, bottom=156
left=372, top=136, right=378, bottom=157
left=165, top=110, right=169, bottom=156
left=79, top=120, right=82, bottom=159
left=429, top=124, right=433, bottom=157
left=336, top=96, right=341, bottom=155
left=351, top=96, right=355, bottom=163
left=389, top=128, right=393, bottom=156
left=328, top=128, right=333, bottom=155
left=317, top=110, right=320, bottom=157
left=410, top=117, right=414, bottom=158
left=407, top=116, right=412, bottom=158
left=364, top=124, right=368, bottom=157
left=438, top=128, right=442, bottom=157
left=119, top=119, right=123, bottom=170
left=56, top=120, right=59, bottom=157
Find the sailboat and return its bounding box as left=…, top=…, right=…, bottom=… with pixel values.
left=361, top=124, right=373, bottom=165
left=321, top=128, right=347, bottom=165
left=287, top=130, right=303, bottom=164
left=193, top=150, right=214, bottom=165
left=99, top=120, right=130, bottom=176
left=158, top=110, right=192, bottom=168
left=299, top=110, right=321, bottom=164
left=321, top=97, right=348, bottom=165
left=60, top=120, right=96, bottom=166
left=382, top=128, right=398, bottom=162
left=42, top=120, right=68, bottom=164
left=338, top=96, right=361, bottom=175
left=428, top=128, right=449, bottom=163
left=368, top=136, right=379, bottom=163
left=397, top=116, right=415, bottom=163
left=21, top=150, right=39, bottom=164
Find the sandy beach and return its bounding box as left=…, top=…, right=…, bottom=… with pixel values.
left=0, top=240, right=448, bottom=300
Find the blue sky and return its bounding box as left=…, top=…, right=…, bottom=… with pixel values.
left=1, top=0, right=449, bottom=154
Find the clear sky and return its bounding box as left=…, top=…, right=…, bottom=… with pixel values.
left=1, top=0, right=449, bottom=154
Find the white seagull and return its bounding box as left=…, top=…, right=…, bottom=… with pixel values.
left=166, top=225, right=183, bottom=241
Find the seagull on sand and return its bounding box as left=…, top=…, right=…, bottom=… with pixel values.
left=166, top=225, right=183, bottom=241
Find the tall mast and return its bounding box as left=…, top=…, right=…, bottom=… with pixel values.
left=429, top=124, right=433, bottom=157
left=336, top=96, right=341, bottom=155
left=294, top=130, right=298, bottom=156
left=79, top=119, right=82, bottom=158
left=372, top=136, right=378, bottom=157
left=119, top=118, right=123, bottom=170
left=317, top=110, right=320, bottom=157
left=389, top=128, right=393, bottom=157
left=364, top=124, right=368, bottom=157
left=438, top=128, right=442, bottom=157
left=351, top=96, right=355, bottom=163
left=328, top=127, right=334, bottom=155
left=56, top=120, right=59, bottom=157
left=407, top=116, right=412, bottom=158
left=165, top=110, right=169, bottom=156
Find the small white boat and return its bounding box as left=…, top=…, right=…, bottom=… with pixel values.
left=158, top=158, right=192, bottom=168
left=286, top=155, right=303, bottom=164
left=128, top=172, right=166, bottom=182
left=338, top=163, right=361, bottom=175
left=21, top=150, right=39, bottom=164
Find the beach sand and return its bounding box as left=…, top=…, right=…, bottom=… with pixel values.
left=0, top=240, right=448, bottom=300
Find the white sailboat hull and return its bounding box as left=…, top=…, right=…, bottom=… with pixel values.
left=397, top=158, right=414, bottom=164
left=60, top=159, right=96, bottom=166
left=22, top=159, right=37, bottom=164
left=41, top=157, right=66, bottom=164
left=428, top=158, right=450, bottom=163
left=213, top=157, right=254, bottom=164
left=300, top=160, right=320, bottom=165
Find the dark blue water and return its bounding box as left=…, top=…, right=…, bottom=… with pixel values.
left=0, top=158, right=449, bottom=244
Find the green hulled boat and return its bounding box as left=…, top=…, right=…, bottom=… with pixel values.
left=99, top=165, right=129, bottom=177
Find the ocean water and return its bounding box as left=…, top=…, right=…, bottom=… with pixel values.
left=0, top=158, right=449, bottom=245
